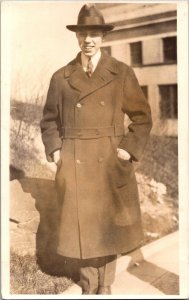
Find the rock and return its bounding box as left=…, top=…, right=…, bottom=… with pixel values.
left=136, top=173, right=167, bottom=205
left=136, top=172, right=178, bottom=241
left=146, top=232, right=160, bottom=238
left=149, top=178, right=167, bottom=195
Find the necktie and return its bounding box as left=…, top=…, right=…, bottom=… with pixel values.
left=86, top=58, right=93, bottom=77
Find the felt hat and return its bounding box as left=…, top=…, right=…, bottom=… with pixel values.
left=66, top=4, right=114, bottom=32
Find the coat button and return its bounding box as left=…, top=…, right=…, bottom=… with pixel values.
left=76, top=159, right=81, bottom=164
left=100, top=101, right=105, bottom=106
left=76, top=103, right=82, bottom=108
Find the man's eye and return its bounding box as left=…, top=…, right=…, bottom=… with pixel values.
left=91, top=32, right=102, bottom=37
left=78, top=32, right=102, bottom=38
left=77, top=32, right=86, bottom=37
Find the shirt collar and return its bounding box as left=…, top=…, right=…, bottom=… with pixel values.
left=81, top=50, right=101, bottom=72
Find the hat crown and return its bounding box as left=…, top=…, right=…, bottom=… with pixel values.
left=77, top=4, right=105, bottom=26
left=66, top=3, right=114, bottom=32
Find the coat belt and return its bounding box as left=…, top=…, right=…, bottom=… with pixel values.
left=61, top=125, right=124, bottom=139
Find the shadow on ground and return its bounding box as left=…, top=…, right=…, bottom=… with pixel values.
left=127, top=250, right=179, bottom=295
left=10, top=165, right=81, bottom=283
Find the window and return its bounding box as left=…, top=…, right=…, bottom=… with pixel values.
left=163, top=37, right=177, bottom=63
left=102, top=46, right=111, bottom=55
left=130, top=42, right=142, bottom=66
left=159, top=84, right=177, bottom=119
left=141, top=86, right=148, bottom=99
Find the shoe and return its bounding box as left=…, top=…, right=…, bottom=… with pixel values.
left=82, top=287, right=98, bottom=294
left=97, top=286, right=112, bottom=294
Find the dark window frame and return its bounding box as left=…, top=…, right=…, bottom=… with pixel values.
left=163, top=36, right=177, bottom=63
left=159, top=84, right=178, bottom=120
left=130, top=41, right=142, bottom=67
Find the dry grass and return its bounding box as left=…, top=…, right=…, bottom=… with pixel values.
left=10, top=252, right=72, bottom=294
left=10, top=100, right=53, bottom=179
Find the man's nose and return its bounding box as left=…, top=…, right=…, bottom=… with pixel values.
left=84, top=35, right=92, bottom=42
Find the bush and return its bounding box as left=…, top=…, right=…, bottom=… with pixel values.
left=10, top=100, right=53, bottom=179
left=137, top=135, right=178, bottom=199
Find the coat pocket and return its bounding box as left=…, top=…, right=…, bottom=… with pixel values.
left=114, top=185, right=139, bottom=227
left=110, top=136, right=132, bottom=170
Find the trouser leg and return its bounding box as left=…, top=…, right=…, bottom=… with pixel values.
left=78, top=255, right=117, bottom=294
left=79, top=261, right=99, bottom=294
left=98, top=255, right=117, bottom=287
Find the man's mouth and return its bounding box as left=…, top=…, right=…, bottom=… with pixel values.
left=84, top=46, right=94, bottom=50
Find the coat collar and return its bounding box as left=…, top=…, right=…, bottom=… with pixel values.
left=64, top=51, right=119, bottom=101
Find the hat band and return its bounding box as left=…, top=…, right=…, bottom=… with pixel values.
left=78, top=16, right=105, bottom=26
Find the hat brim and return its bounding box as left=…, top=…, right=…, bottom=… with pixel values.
left=66, top=24, right=114, bottom=32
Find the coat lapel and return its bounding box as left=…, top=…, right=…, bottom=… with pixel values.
left=65, top=52, right=119, bottom=101
left=64, top=54, right=87, bottom=93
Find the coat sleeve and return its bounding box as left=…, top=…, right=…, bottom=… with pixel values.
left=40, top=74, right=62, bottom=162
left=118, top=66, right=153, bottom=162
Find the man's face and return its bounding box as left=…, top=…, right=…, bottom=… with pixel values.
left=76, top=29, right=104, bottom=57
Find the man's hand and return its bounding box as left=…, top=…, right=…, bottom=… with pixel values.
left=117, top=148, right=131, bottom=161
left=53, top=150, right=61, bottom=165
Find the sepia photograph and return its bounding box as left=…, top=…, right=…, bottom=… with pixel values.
left=1, top=1, right=189, bottom=298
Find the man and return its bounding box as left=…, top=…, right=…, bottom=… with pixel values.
left=40, top=4, right=152, bottom=295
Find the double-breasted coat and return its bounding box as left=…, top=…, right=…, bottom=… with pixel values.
left=40, top=51, right=152, bottom=259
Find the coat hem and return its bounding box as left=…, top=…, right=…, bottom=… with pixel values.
left=56, top=240, right=143, bottom=260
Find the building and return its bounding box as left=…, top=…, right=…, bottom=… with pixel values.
left=7, top=2, right=177, bottom=136
left=97, top=3, right=177, bottom=136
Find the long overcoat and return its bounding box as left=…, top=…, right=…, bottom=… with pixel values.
left=41, top=51, right=152, bottom=259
